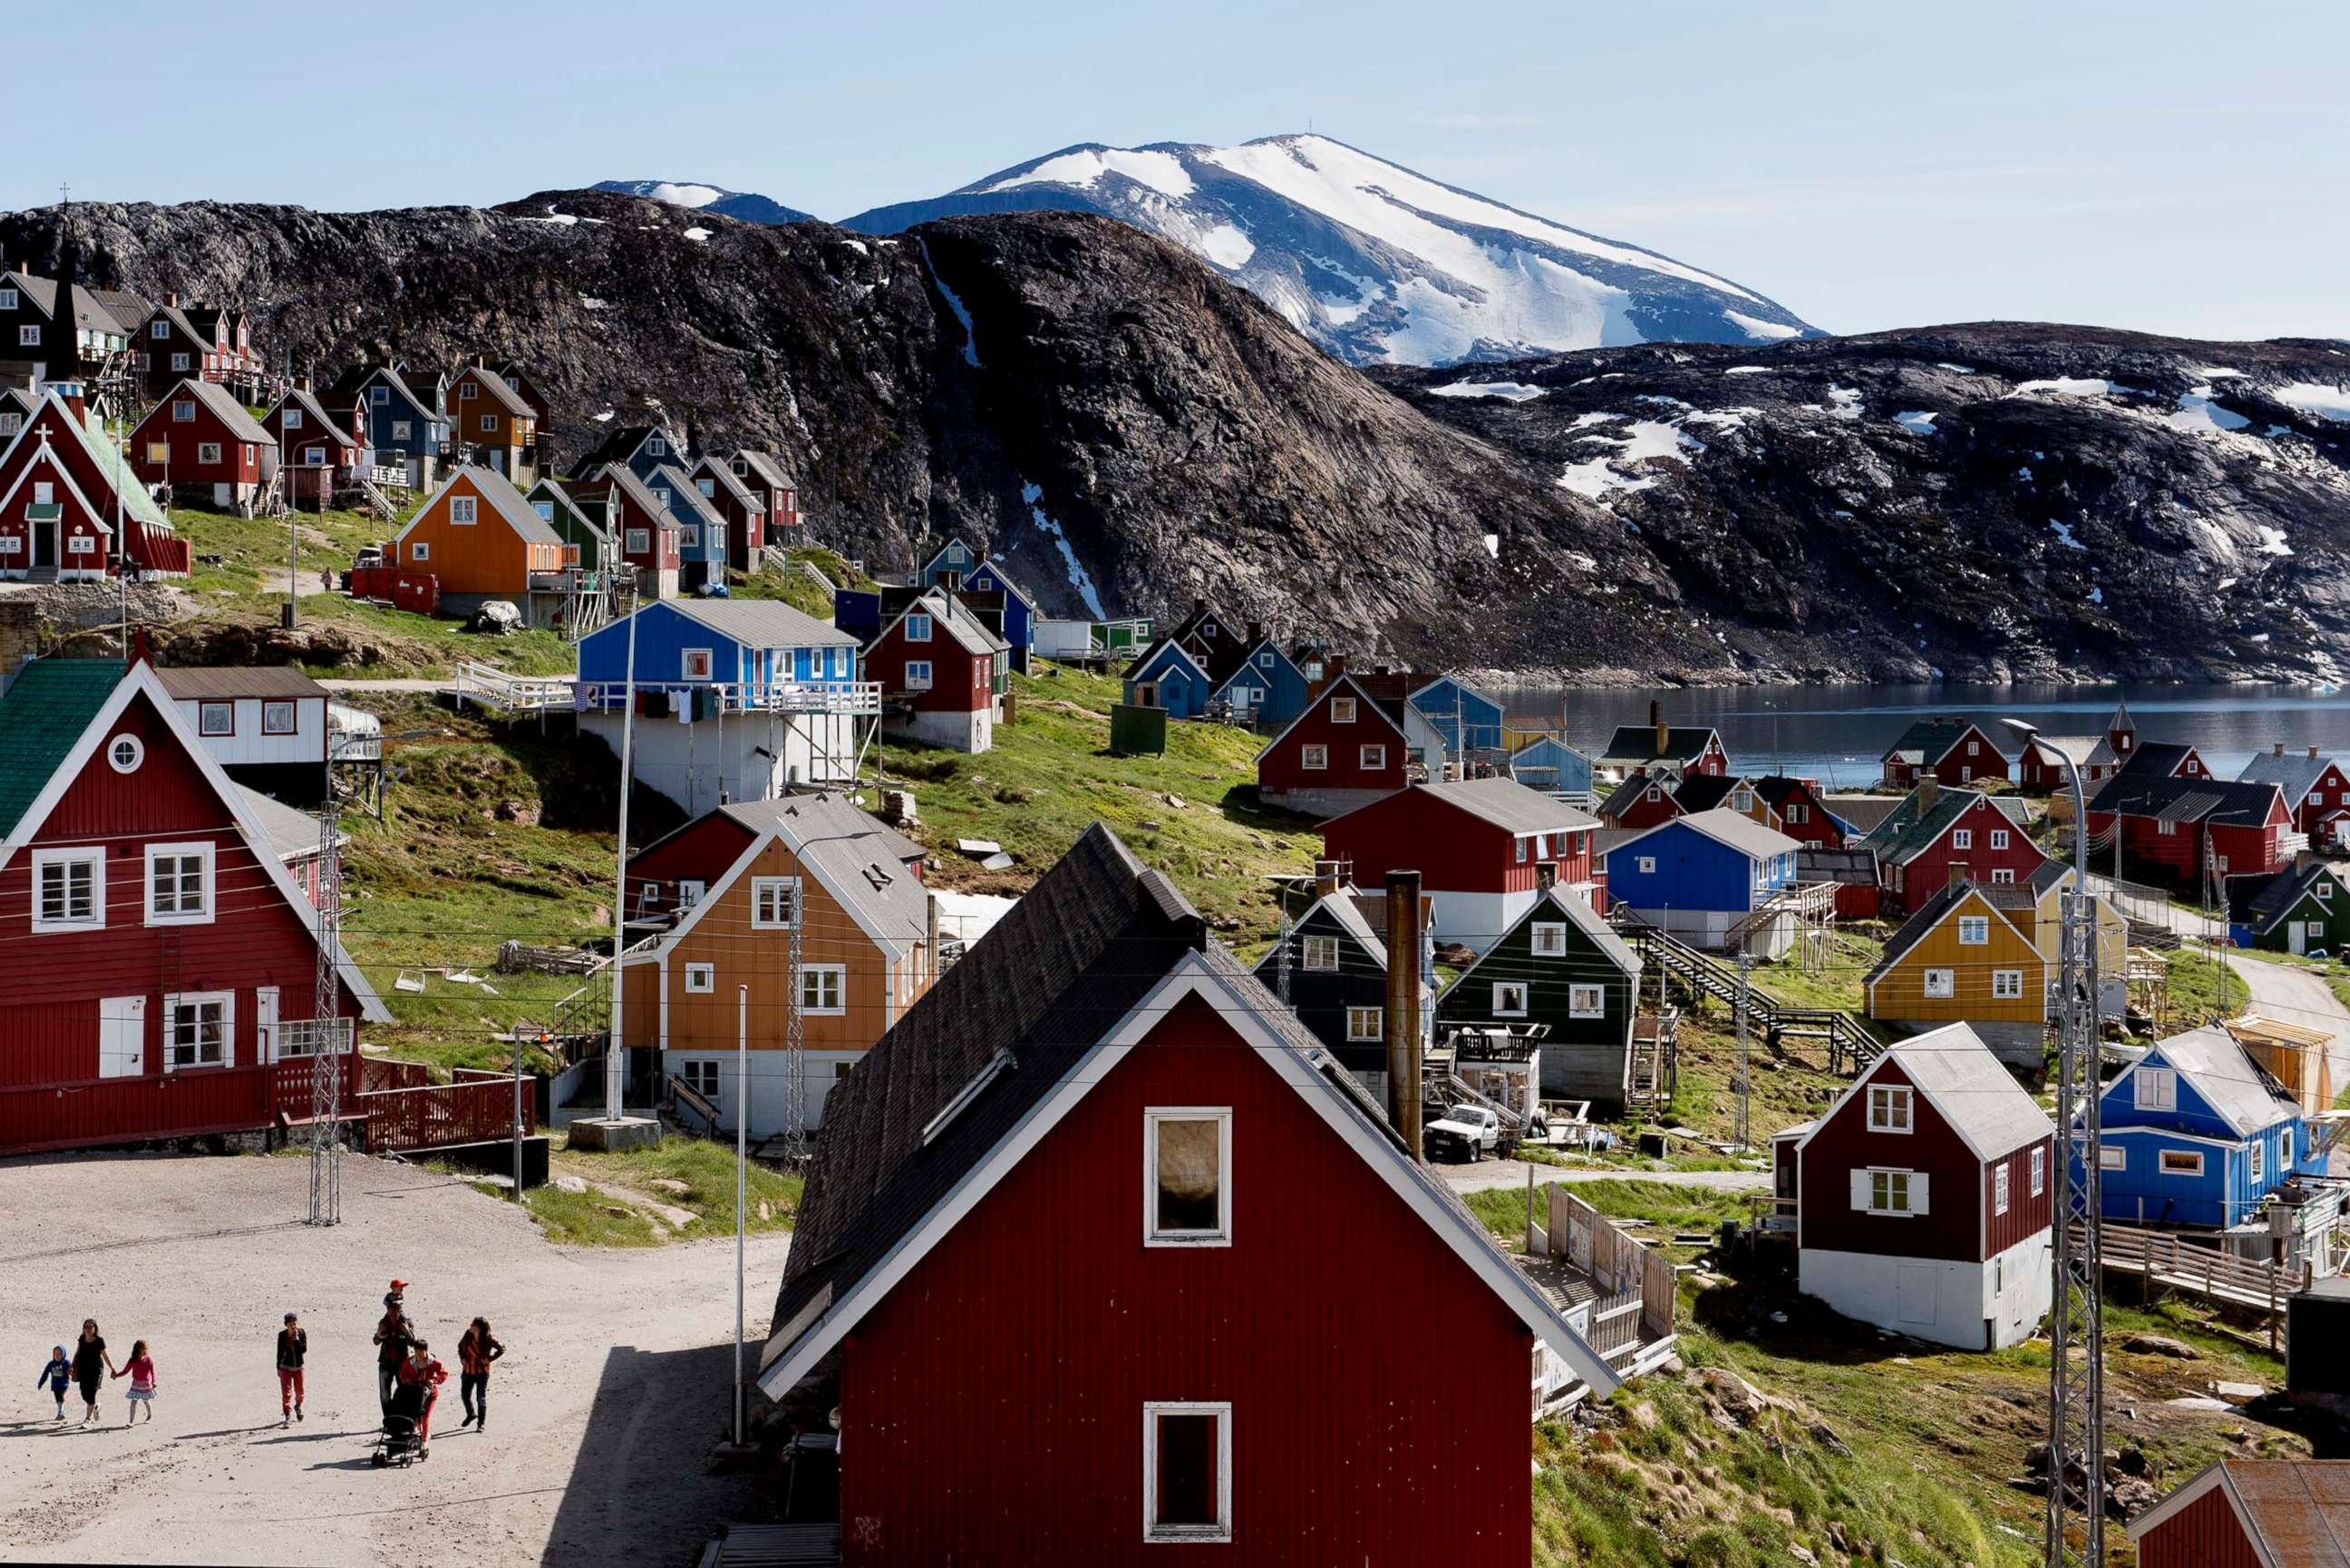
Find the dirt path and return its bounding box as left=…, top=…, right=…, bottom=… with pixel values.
left=1439, top=1157, right=1770, bottom=1196
left=0, top=1151, right=789, bottom=1568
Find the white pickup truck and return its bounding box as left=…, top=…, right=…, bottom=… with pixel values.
left=1425, top=1104, right=1501, bottom=1163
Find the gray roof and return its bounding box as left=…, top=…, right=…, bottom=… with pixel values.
left=651, top=463, right=726, bottom=529
left=1618, top=806, right=1801, bottom=863
left=1878, top=1023, right=2053, bottom=1159
left=235, top=783, right=335, bottom=864
left=1253, top=888, right=1391, bottom=979
left=661, top=595, right=859, bottom=649
left=1798, top=846, right=1877, bottom=886
left=733, top=450, right=792, bottom=489
left=151, top=379, right=276, bottom=446
left=603, top=463, right=675, bottom=526
left=87, top=288, right=152, bottom=335
left=1597, top=723, right=1722, bottom=767
left=155, top=664, right=328, bottom=701
left=1824, top=794, right=1903, bottom=834
left=715, top=793, right=929, bottom=944
left=2128, top=1026, right=2298, bottom=1137
left=267, top=386, right=356, bottom=447
left=2238, top=749, right=2335, bottom=808
left=433, top=465, right=562, bottom=547
left=1413, top=776, right=1597, bottom=836
left=454, top=364, right=533, bottom=420
left=897, top=590, right=1008, bottom=656
left=689, top=454, right=762, bottom=511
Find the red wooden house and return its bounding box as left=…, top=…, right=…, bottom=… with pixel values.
left=133, top=295, right=264, bottom=402
left=1323, top=777, right=1599, bottom=954
left=729, top=450, right=801, bottom=537
left=0, top=389, right=188, bottom=579
left=2126, top=1458, right=2350, bottom=1567
left=865, top=589, right=1006, bottom=753
left=2085, top=773, right=2292, bottom=892
left=260, top=385, right=364, bottom=504
left=1255, top=671, right=1408, bottom=818
left=686, top=454, right=767, bottom=575
left=131, top=378, right=277, bottom=511
left=757, top=826, right=1619, bottom=1565
left=605, top=467, right=682, bottom=600
left=2237, top=742, right=2350, bottom=847
left=1880, top=718, right=2010, bottom=789
left=1753, top=775, right=1843, bottom=848
left=1770, top=1023, right=2054, bottom=1350
left=1854, top=780, right=2049, bottom=914
left=0, top=657, right=389, bottom=1157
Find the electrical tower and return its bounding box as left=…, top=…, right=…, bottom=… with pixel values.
left=1276, top=901, right=1293, bottom=1006
left=1732, top=950, right=1753, bottom=1153
left=307, top=806, right=345, bottom=1226
left=781, top=915, right=810, bottom=1164
left=2044, top=886, right=2104, bottom=1565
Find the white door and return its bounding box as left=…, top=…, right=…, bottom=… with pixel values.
left=2291, top=922, right=2308, bottom=956
left=98, top=996, right=146, bottom=1078
left=1897, top=1264, right=1938, bottom=1325
left=256, top=985, right=279, bottom=1060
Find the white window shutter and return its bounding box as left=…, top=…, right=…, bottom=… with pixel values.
left=1850, top=1169, right=1872, bottom=1211
left=1911, top=1172, right=1930, bottom=1215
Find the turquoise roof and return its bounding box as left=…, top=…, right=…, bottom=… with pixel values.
left=0, top=659, right=124, bottom=837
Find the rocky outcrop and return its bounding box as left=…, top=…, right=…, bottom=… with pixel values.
left=6, top=193, right=2347, bottom=681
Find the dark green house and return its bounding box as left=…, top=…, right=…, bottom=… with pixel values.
left=527, top=477, right=612, bottom=569
left=2227, top=859, right=2350, bottom=955
left=1435, top=886, right=1642, bottom=1108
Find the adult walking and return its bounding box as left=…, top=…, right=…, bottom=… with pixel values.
left=70, top=1320, right=114, bottom=1427
left=396, top=1339, right=449, bottom=1460
left=456, top=1318, right=504, bottom=1431
left=371, top=1282, right=414, bottom=1413
left=275, top=1312, right=308, bottom=1427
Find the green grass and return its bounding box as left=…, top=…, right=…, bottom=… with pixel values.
left=2162, top=945, right=2251, bottom=1029
left=2223, top=944, right=2350, bottom=1013
left=508, top=1180, right=665, bottom=1246
left=549, top=1133, right=804, bottom=1239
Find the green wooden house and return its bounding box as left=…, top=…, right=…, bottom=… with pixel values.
left=527, top=477, right=612, bottom=569
left=2227, top=859, right=2350, bottom=955
left=1434, top=885, right=1643, bottom=1108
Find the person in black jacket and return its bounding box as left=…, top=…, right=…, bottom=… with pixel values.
left=371, top=1284, right=415, bottom=1412
left=276, top=1313, right=308, bottom=1427
left=70, top=1321, right=115, bottom=1426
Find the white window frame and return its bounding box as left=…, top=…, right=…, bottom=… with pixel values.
left=172, top=399, right=196, bottom=422
left=1867, top=1168, right=1918, bottom=1215
left=681, top=648, right=714, bottom=682
left=903, top=660, right=933, bottom=692
left=1299, top=743, right=1327, bottom=771
left=1302, top=934, right=1339, bottom=972
left=450, top=495, right=477, bottom=525
left=1330, top=697, right=1355, bottom=723
left=391, top=419, right=412, bottom=440
left=1359, top=743, right=1386, bottom=770
left=1530, top=922, right=1568, bottom=957
left=107, top=734, right=143, bottom=774
left=198, top=441, right=222, bottom=465
left=1568, top=982, right=1606, bottom=1019
left=262, top=701, right=297, bottom=736
left=683, top=962, right=716, bottom=994
left=199, top=701, right=234, bottom=737
left=1141, top=1400, right=1232, bottom=1544
left=1867, top=1084, right=1913, bottom=1134
left=1951, top=828, right=1972, bottom=851
left=1957, top=915, right=1989, bottom=946
left=17, top=324, right=39, bottom=346
left=2032, top=1145, right=2046, bottom=1195
left=1995, top=1163, right=2011, bottom=1215
left=1990, top=828, right=2010, bottom=850
left=162, top=990, right=235, bottom=1071
left=410, top=541, right=431, bottom=563
left=799, top=963, right=846, bottom=1016
left=750, top=876, right=801, bottom=930
left=906, top=612, right=933, bottom=643
left=2100, top=1146, right=2127, bottom=1171
left=2249, top=1141, right=2265, bottom=1184
left=2159, top=1148, right=2203, bottom=1177
left=144, top=842, right=215, bottom=927
left=31, top=847, right=104, bottom=933
left=1923, top=967, right=1955, bottom=999
left=1491, top=982, right=1529, bottom=1018
left=170, top=351, right=189, bottom=372
left=2282, top=1126, right=2294, bottom=1167
left=1345, top=1005, right=1383, bottom=1042
left=0, top=287, right=18, bottom=309
left=625, top=528, right=649, bottom=555
left=282, top=407, right=304, bottom=430
left=1991, top=867, right=2015, bottom=885
left=1144, top=1108, right=1232, bottom=1248
left=2133, top=1067, right=2178, bottom=1112
left=1636, top=856, right=1656, bottom=875
left=1992, top=969, right=2024, bottom=1000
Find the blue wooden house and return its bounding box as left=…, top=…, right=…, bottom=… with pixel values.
left=645, top=464, right=730, bottom=593
left=1410, top=675, right=1507, bottom=756
left=575, top=598, right=869, bottom=811
left=572, top=423, right=684, bottom=484
left=2088, top=1026, right=2319, bottom=1230
left=1210, top=633, right=1311, bottom=727
left=1510, top=735, right=1597, bottom=803
left=958, top=557, right=1037, bottom=674
left=1602, top=808, right=1803, bottom=956
left=326, top=364, right=447, bottom=489
left=1122, top=635, right=1216, bottom=718
left=916, top=536, right=983, bottom=588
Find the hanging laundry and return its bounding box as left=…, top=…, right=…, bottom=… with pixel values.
left=670, top=690, right=691, bottom=722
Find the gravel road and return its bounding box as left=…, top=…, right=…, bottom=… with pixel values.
left=0, top=1150, right=790, bottom=1568
left=1438, top=1157, right=1771, bottom=1196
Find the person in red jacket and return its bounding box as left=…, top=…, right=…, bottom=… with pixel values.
left=395, top=1339, right=450, bottom=1458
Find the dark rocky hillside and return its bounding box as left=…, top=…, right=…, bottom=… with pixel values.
left=5, top=192, right=2347, bottom=681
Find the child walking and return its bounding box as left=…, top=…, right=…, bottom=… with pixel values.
left=276, top=1313, right=308, bottom=1428
left=113, top=1341, right=157, bottom=1424
left=457, top=1318, right=504, bottom=1431
left=36, top=1346, right=71, bottom=1420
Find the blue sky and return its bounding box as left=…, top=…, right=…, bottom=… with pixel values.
left=11, top=0, right=2345, bottom=339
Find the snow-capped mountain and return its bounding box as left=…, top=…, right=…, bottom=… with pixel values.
left=841, top=134, right=1819, bottom=365
left=591, top=179, right=813, bottom=226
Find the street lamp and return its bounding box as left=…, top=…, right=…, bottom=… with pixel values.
left=1999, top=718, right=2087, bottom=881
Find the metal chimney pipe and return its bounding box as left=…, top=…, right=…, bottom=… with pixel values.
left=1384, top=870, right=1424, bottom=1160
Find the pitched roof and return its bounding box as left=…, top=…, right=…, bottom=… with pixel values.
left=603, top=463, right=675, bottom=524
left=2125, top=1459, right=2350, bottom=1567
left=1881, top=718, right=1986, bottom=767
left=1405, top=777, right=1597, bottom=837
left=1598, top=722, right=1721, bottom=765
left=1747, top=775, right=1818, bottom=813
left=400, top=465, right=561, bottom=548
left=2090, top=770, right=2281, bottom=828
left=1252, top=887, right=1390, bottom=978
left=267, top=386, right=355, bottom=447
left=335, top=363, right=440, bottom=417
left=2122, top=1026, right=2300, bottom=1137
left=1824, top=794, right=1903, bottom=834
left=887, top=590, right=1007, bottom=656
left=733, top=450, right=792, bottom=489
left=0, top=659, right=124, bottom=837
left=649, top=463, right=726, bottom=531
left=1855, top=785, right=1986, bottom=865
left=1797, top=846, right=1877, bottom=886
left=708, top=793, right=928, bottom=945
left=36, top=394, right=170, bottom=534
left=1864, top=881, right=2031, bottom=988
left=687, top=453, right=762, bottom=511
left=1669, top=773, right=1747, bottom=815
left=758, top=825, right=1618, bottom=1401
left=2237, top=749, right=2335, bottom=808
left=2, top=269, right=136, bottom=335
left=236, top=783, right=336, bottom=864
left=1612, top=806, right=1800, bottom=863
left=1802, top=1022, right=2052, bottom=1162
left=1452, top=884, right=1638, bottom=983
left=87, top=287, right=152, bottom=335
left=1597, top=770, right=1674, bottom=822
left=656, top=595, right=859, bottom=649
left=452, top=363, right=533, bottom=419
left=153, top=664, right=329, bottom=701
left=572, top=422, right=672, bottom=474
left=147, top=379, right=275, bottom=446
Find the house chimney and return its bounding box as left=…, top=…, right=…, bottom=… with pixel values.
left=473, top=352, right=489, bottom=368
left=1384, top=870, right=1424, bottom=1159
left=2297, top=848, right=2314, bottom=871
left=1313, top=858, right=1342, bottom=899
left=2276, top=742, right=2287, bottom=757
left=1329, top=654, right=1348, bottom=678
left=1653, top=702, right=1669, bottom=759
left=2311, top=745, right=2322, bottom=760
left=927, top=890, right=942, bottom=988
left=296, top=373, right=311, bottom=393
left=1248, top=620, right=1265, bottom=644
left=1192, top=596, right=1207, bottom=616
left=163, top=291, right=178, bottom=307
left=1918, top=775, right=1939, bottom=812
left=941, top=569, right=961, bottom=595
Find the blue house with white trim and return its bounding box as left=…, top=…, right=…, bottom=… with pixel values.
left=916, top=536, right=982, bottom=588
left=1602, top=808, right=1803, bottom=956
left=1510, top=735, right=1596, bottom=803
left=1411, top=675, right=1507, bottom=755
left=959, top=557, right=1037, bottom=674
left=1211, top=634, right=1311, bottom=727
left=2086, top=1026, right=2320, bottom=1230
left=326, top=364, right=447, bottom=490
left=1122, top=636, right=1216, bottom=718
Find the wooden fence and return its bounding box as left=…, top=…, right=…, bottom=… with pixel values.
left=2087, top=1220, right=2297, bottom=1326
left=1545, top=1185, right=1678, bottom=1351
left=362, top=1074, right=533, bottom=1153
left=0, top=1055, right=348, bottom=1158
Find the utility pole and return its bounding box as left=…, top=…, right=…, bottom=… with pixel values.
left=306, top=807, right=345, bottom=1227
left=733, top=984, right=749, bottom=1447
left=1276, top=900, right=1292, bottom=1006
left=1733, top=950, right=1753, bottom=1154
left=605, top=586, right=641, bottom=1120
left=782, top=905, right=810, bottom=1164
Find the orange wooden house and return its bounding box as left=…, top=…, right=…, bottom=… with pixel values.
left=390, top=465, right=573, bottom=625
left=617, top=794, right=935, bottom=1136
left=445, top=359, right=539, bottom=483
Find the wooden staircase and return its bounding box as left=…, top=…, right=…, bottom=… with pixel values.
left=1611, top=914, right=1882, bottom=1074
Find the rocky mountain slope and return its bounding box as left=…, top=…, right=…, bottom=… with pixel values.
left=3, top=191, right=2345, bottom=682
left=1378, top=329, right=2350, bottom=682
left=589, top=179, right=815, bottom=226
left=840, top=135, right=1821, bottom=366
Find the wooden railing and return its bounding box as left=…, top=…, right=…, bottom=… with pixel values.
left=1614, top=915, right=1882, bottom=1072
left=363, top=1073, right=533, bottom=1153
left=2087, top=1220, right=2298, bottom=1318
left=0, top=1052, right=352, bottom=1157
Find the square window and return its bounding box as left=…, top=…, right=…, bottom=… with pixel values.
left=625, top=528, right=649, bottom=555
left=32, top=847, right=103, bottom=932
left=1491, top=982, right=1529, bottom=1017
left=679, top=1060, right=720, bottom=1098
left=143, top=844, right=213, bottom=926
left=391, top=420, right=412, bottom=440
left=1144, top=1403, right=1231, bottom=1543
left=164, top=992, right=232, bottom=1070
left=1300, top=743, right=1327, bottom=770
left=372, top=385, right=389, bottom=405
left=1530, top=923, right=1568, bottom=957
left=18, top=324, right=39, bottom=346
left=1923, top=967, right=1954, bottom=999
left=170, top=352, right=189, bottom=372
left=1568, top=983, right=1605, bottom=1018
left=1951, top=828, right=1972, bottom=851
left=1636, top=856, right=1656, bottom=875
left=682, top=648, right=714, bottom=681
left=904, top=660, right=933, bottom=691
left=2100, top=1146, right=2127, bottom=1171
left=906, top=613, right=933, bottom=643
left=1145, top=1109, right=1230, bottom=1245
left=800, top=964, right=846, bottom=1015
left=460, top=382, right=477, bottom=400
left=679, top=523, right=700, bottom=550
left=1302, top=935, right=1339, bottom=972
left=685, top=962, right=715, bottom=993
left=1331, top=697, right=1356, bottom=723
left=1359, top=744, right=1385, bottom=770
left=304, top=446, right=325, bottom=466
left=1345, top=1005, right=1383, bottom=1041
left=1993, top=969, right=2024, bottom=999
left=451, top=495, right=477, bottom=525
left=1957, top=915, right=1989, bottom=945
left=411, top=541, right=430, bottom=562
left=751, top=876, right=801, bottom=929
left=647, top=437, right=666, bottom=457
left=2133, top=1067, right=2177, bottom=1112
left=198, top=442, right=222, bottom=465
left=1991, top=867, right=2015, bottom=884
left=283, top=408, right=303, bottom=430
left=1868, top=1170, right=1914, bottom=1214
left=1868, top=1085, right=1913, bottom=1133
left=199, top=701, right=234, bottom=736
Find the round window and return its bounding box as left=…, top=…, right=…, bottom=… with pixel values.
left=108, top=734, right=144, bottom=774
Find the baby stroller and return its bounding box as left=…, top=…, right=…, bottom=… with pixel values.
left=373, top=1379, right=433, bottom=1467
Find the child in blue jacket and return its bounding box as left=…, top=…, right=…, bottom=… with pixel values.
left=35, top=1346, right=70, bottom=1420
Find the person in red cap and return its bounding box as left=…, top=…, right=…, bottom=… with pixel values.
left=372, top=1282, right=415, bottom=1413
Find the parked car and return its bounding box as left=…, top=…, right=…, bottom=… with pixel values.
left=1426, top=1104, right=1501, bottom=1162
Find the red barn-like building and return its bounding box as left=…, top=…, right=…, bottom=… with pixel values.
left=864, top=589, right=1006, bottom=753
left=1322, top=778, right=1599, bottom=954
left=1854, top=781, right=2049, bottom=915
left=1880, top=718, right=2011, bottom=789
left=1772, top=1024, right=2054, bottom=1350
left=757, top=827, right=1619, bottom=1565
left=2126, top=1458, right=2350, bottom=1568
left=131, top=378, right=276, bottom=511
left=1254, top=671, right=1408, bottom=818
left=0, top=658, right=389, bottom=1157
left=2085, top=773, right=2292, bottom=892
